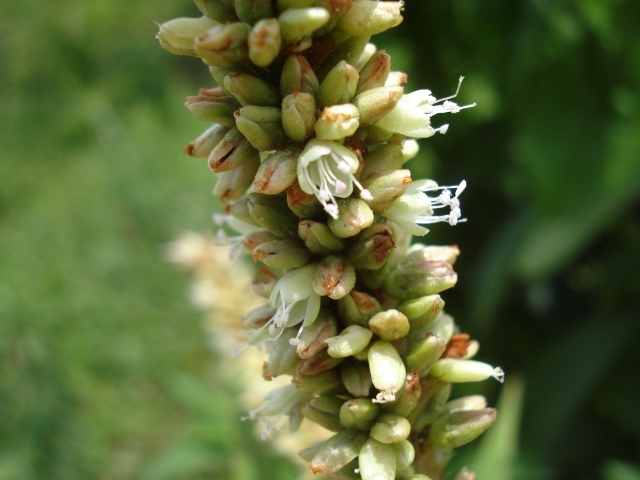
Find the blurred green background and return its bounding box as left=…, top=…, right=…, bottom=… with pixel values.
left=1, top=1, right=639, bottom=479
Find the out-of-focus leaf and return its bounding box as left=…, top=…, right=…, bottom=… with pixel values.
left=602, top=460, right=640, bottom=480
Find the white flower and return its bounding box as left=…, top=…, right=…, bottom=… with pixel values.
left=382, top=179, right=467, bottom=236
left=297, top=139, right=371, bottom=219
left=374, top=76, right=475, bottom=138
left=212, top=213, right=263, bottom=258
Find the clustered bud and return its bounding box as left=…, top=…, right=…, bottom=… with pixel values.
left=158, top=2, right=499, bottom=479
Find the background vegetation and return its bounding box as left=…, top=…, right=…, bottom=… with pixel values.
left=1, top=1, right=638, bottom=479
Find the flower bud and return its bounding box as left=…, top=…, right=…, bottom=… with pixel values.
left=325, top=325, right=373, bottom=358
left=404, top=243, right=460, bottom=265
left=318, top=60, right=359, bottom=109
left=194, top=0, right=237, bottom=22
left=248, top=19, right=282, bottom=67
left=352, top=86, right=404, bottom=125
left=361, top=169, right=412, bottom=214
left=393, top=440, right=416, bottom=474
left=328, top=198, right=375, bottom=238
left=340, top=361, right=372, bottom=397
left=384, top=260, right=457, bottom=301
left=315, top=104, right=360, bottom=141
left=404, top=334, right=447, bottom=375
left=210, top=138, right=259, bottom=173
left=384, top=371, right=421, bottom=417
left=253, top=148, right=299, bottom=195
left=454, top=468, right=476, bottom=480
left=279, top=7, right=331, bottom=43
left=309, top=429, right=368, bottom=475
left=412, top=382, right=451, bottom=432
left=282, top=92, right=317, bottom=142
left=369, top=309, right=410, bottom=341
left=361, top=143, right=404, bottom=179
left=368, top=340, right=406, bottom=403
left=241, top=303, right=277, bottom=329
left=339, top=398, right=380, bottom=430
left=430, top=359, right=505, bottom=384
left=224, top=72, right=280, bottom=107
left=285, top=181, right=325, bottom=218
left=185, top=87, right=238, bottom=127
left=252, top=238, right=311, bottom=269
left=297, top=349, right=344, bottom=375
left=243, top=230, right=278, bottom=252
left=156, top=16, right=218, bottom=57
left=339, top=0, right=403, bottom=36
left=346, top=223, right=394, bottom=271
left=402, top=138, right=419, bottom=162
left=429, top=408, right=497, bottom=448
left=296, top=308, right=338, bottom=359
left=185, top=124, right=230, bottom=158
left=266, top=327, right=302, bottom=378
left=317, top=34, right=371, bottom=80
left=247, top=193, right=299, bottom=237
left=354, top=42, right=377, bottom=71
left=426, top=313, right=455, bottom=345
left=234, top=106, right=288, bottom=152
left=356, top=49, right=391, bottom=95
left=312, top=255, right=356, bottom=300
left=386, top=71, right=409, bottom=87
left=302, top=397, right=344, bottom=432
left=358, top=438, right=396, bottom=480
left=280, top=54, right=320, bottom=98
left=213, top=153, right=260, bottom=202
left=442, top=395, right=488, bottom=415
left=234, top=0, right=274, bottom=24
left=194, top=22, right=250, bottom=67
left=337, top=290, right=382, bottom=327
left=397, top=295, right=445, bottom=336
left=298, top=220, right=346, bottom=255
left=293, top=369, right=344, bottom=395
left=371, top=414, right=411, bottom=444
left=313, top=0, right=354, bottom=36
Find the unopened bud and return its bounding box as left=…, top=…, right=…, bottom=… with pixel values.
left=297, top=349, right=344, bottom=375
left=251, top=268, right=279, bottom=297
left=325, top=325, right=373, bottom=358
left=337, top=290, right=382, bottom=327
left=340, top=361, right=372, bottom=397
left=279, top=7, right=331, bottom=43
left=298, top=220, right=346, bottom=255
left=194, top=22, right=250, bottom=67
left=317, top=34, right=371, bottom=80
left=404, top=334, right=447, bottom=375
left=352, top=86, right=404, bottom=125
left=394, top=440, right=416, bottom=476
left=384, top=371, right=421, bottom=417
left=371, top=414, right=411, bottom=444
left=312, top=255, right=356, bottom=300
left=315, top=104, right=360, bottom=141
left=252, top=238, right=311, bottom=269
left=397, top=295, right=445, bottom=336
left=328, top=198, right=375, bottom=238
left=404, top=244, right=460, bottom=265
left=243, top=230, right=278, bottom=252
left=280, top=54, right=319, bottom=97
left=430, top=359, right=505, bottom=384
left=361, top=169, right=412, bottom=214
left=309, top=429, right=368, bottom=475
left=369, top=309, right=410, bottom=341
left=266, top=328, right=302, bottom=377
left=184, top=124, right=230, bottom=158
left=253, top=148, right=299, bottom=195
left=346, top=223, right=394, bottom=270
left=402, top=138, right=419, bottom=162
left=358, top=438, right=396, bottom=480
left=156, top=16, right=218, bottom=56
left=339, top=0, right=403, bottom=36
left=247, top=193, right=299, bottom=237
left=241, top=303, right=277, bottom=329
left=361, top=144, right=404, bottom=179
left=234, top=106, right=288, bottom=152
left=412, top=382, right=451, bottom=432
left=384, top=260, right=457, bottom=301
left=354, top=42, right=377, bottom=71
left=442, top=396, right=488, bottom=415
left=369, top=340, right=406, bottom=403
left=429, top=408, right=497, bottom=448
left=194, top=0, right=237, bottom=22
left=185, top=87, right=238, bottom=127
left=339, top=398, right=380, bottom=430
left=210, top=138, right=259, bottom=173
left=285, top=181, right=325, bottom=218
left=454, top=468, right=476, bottom=480
left=282, top=92, right=317, bottom=142
left=224, top=72, right=280, bottom=107
left=296, top=308, right=338, bottom=359
left=426, top=313, right=455, bottom=345
left=318, top=60, right=359, bottom=109
left=357, top=50, right=391, bottom=94
left=302, top=397, right=344, bottom=432
left=248, top=19, right=282, bottom=67
left=213, top=153, right=260, bottom=202
left=293, top=369, right=344, bottom=395
left=234, top=0, right=274, bottom=24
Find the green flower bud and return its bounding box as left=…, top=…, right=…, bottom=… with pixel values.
left=384, top=371, right=421, bottom=417
left=454, top=468, right=476, bottom=480
left=252, top=238, right=311, bottom=269
left=386, top=71, right=408, bottom=88
left=208, top=65, right=233, bottom=93
left=325, top=325, right=373, bottom=358
left=184, top=124, right=230, bottom=157
left=280, top=54, right=320, bottom=98
left=309, top=429, right=368, bottom=475
left=346, top=223, right=394, bottom=270
left=361, top=143, right=404, bottom=178
left=316, top=34, right=371, bottom=80
left=224, top=72, right=280, bottom=107
left=253, top=147, right=300, bottom=195
left=356, top=49, right=391, bottom=94
left=314, top=104, right=360, bottom=140
left=289, top=399, right=305, bottom=433
left=318, top=60, right=359, bottom=109
left=412, top=382, right=451, bottom=432
left=248, top=19, right=282, bottom=67
left=426, top=313, right=455, bottom=344
left=234, top=0, right=274, bottom=24
left=397, top=295, right=445, bottom=336
left=354, top=42, right=377, bottom=71
left=279, top=7, right=330, bottom=43
left=369, top=309, right=410, bottom=341
left=384, top=260, right=457, bottom=301
left=353, top=341, right=372, bottom=361
left=297, top=349, right=344, bottom=375
left=337, top=289, right=382, bottom=327
left=241, top=303, right=277, bottom=329
left=184, top=87, right=238, bottom=127
left=234, top=106, right=288, bottom=152
left=210, top=138, right=259, bottom=173
left=361, top=169, right=412, bottom=214
left=285, top=181, right=325, bottom=218
left=429, top=408, right=497, bottom=448
left=358, top=437, right=396, bottom=480
left=302, top=397, right=344, bottom=432
left=339, top=0, right=403, bottom=36
left=404, top=243, right=460, bottom=265
left=194, top=0, right=237, bottom=22
left=340, top=361, right=372, bottom=397
left=402, top=138, right=419, bottom=162
left=213, top=152, right=260, bottom=202
left=243, top=230, right=279, bottom=252
left=295, top=308, right=338, bottom=359
left=282, top=92, right=317, bottom=142
left=371, top=414, right=411, bottom=444
left=266, top=327, right=302, bottom=378
left=404, top=334, right=446, bottom=375
left=298, top=220, right=346, bottom=255
left=393, top=440, right=415, bottom=472
left=368, top=340, right=406, bottom=403
left=313, top=0, right=354, bottom=36
left=156, top=16, right=218, bottom=57
left=430, top=359, right=505, bottom=384
left=293, top=369, right=344, bottom=395
left=312, top=255, right=356, bottom=300
left=247, top=193, right=299, bottom=237
left=251, top=267, right=279, bottom=297
left=339, top=398, right=380, bottom=430
left=194, top=22, right=250, bottom=67
left=352, top=86, right=404, bottom=125
left=442, top=395, right=488, bottom=415
left=328, top=198, right=375, bottom=238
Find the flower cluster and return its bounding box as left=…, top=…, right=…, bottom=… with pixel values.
left=158, top=1, right=502, bottom=479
